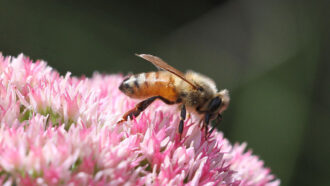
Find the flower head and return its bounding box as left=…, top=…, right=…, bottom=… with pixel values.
left=0, top=53, right=279, bottom=185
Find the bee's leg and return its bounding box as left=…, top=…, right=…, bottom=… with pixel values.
left=117, top=96, right=174, bottom=124
left=157, top=96, right=176, bottom=105
left=208, top=114, right=222, bottom=138
left=117, top=96, right=158, bottom=124
left=204, top=113, right=211, bottom=139
left=179, top=104, right=186, bottom=139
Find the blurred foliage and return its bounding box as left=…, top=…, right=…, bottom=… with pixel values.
left=0, top=0, right=329, bottom=185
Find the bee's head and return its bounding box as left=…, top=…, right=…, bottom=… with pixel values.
left=207, top=89, right=230, bottom=116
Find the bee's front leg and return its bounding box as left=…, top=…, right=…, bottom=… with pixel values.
left=204, top=113, right=211, bottom=139
left=208, top=114, right=222, bottom=138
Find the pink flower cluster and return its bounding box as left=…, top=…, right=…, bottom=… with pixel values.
left=0, top=53, right=279, bottom=186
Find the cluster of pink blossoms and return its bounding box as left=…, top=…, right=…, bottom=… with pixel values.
left=0, top=53, right=279, bottom=185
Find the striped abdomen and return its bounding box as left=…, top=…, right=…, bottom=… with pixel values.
left=119, top=71, right=179, bottom=102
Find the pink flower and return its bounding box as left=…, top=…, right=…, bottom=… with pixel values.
left=0, top=53, right=279, bottom=185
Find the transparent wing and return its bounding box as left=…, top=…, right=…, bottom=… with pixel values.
left=135, top=54, right=197, bottom=89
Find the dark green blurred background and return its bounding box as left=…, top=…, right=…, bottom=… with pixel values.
left=1, top=0, right=329, bottom=185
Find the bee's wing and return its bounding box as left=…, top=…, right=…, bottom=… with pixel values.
left=135, top=54, right=197, bottom=89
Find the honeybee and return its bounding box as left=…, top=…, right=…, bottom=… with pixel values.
left=118, top=54, right=230, bottom=138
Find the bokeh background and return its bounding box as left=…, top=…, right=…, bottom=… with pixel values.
left=0, top=0, right=329, bottom=185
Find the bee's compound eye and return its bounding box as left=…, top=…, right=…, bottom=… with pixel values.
left=208, top=97, right=222, bottom=112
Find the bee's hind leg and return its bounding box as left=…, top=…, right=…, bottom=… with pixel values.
left=117, top=96, right=175, bottom=124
